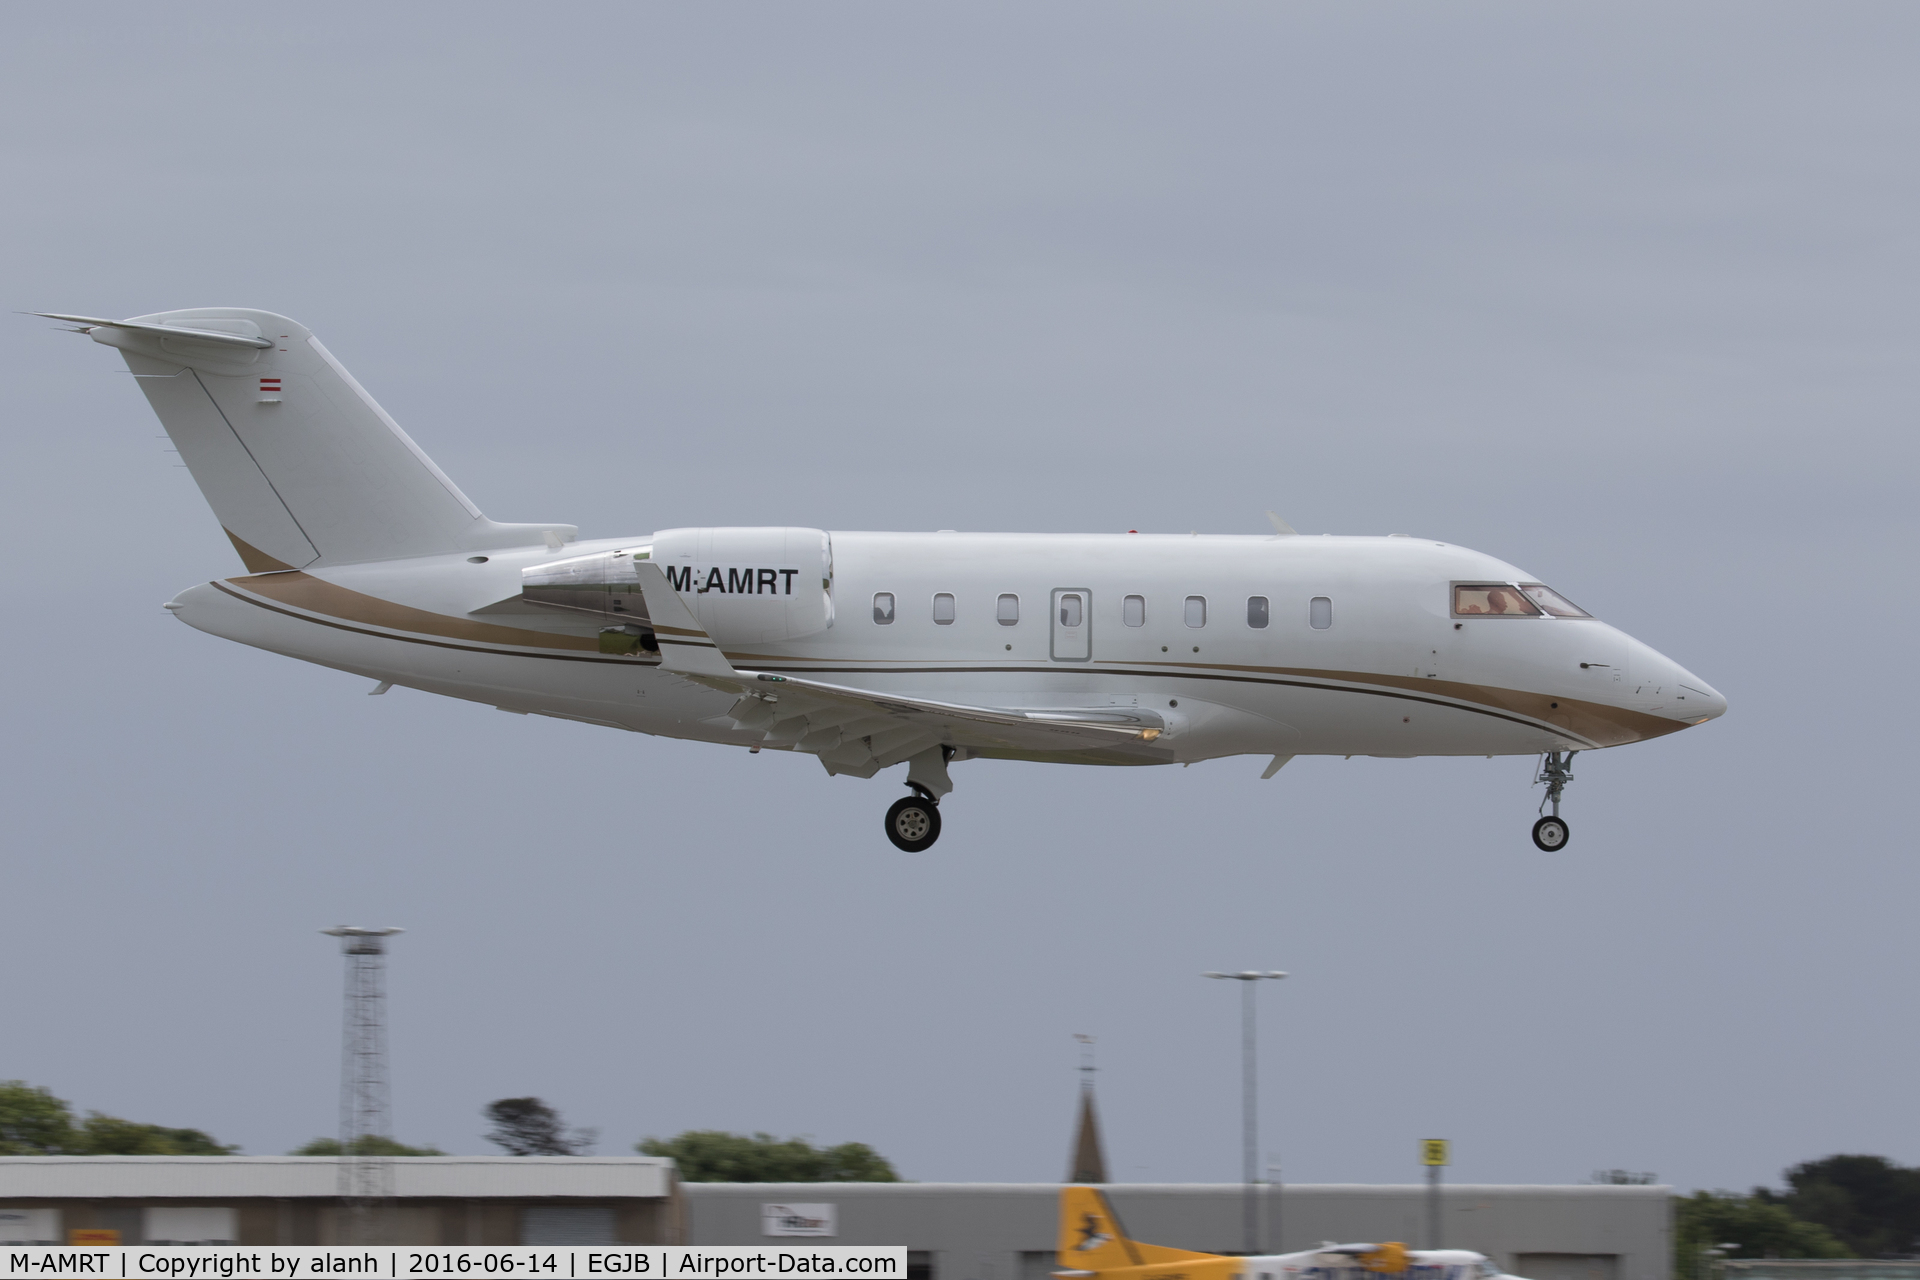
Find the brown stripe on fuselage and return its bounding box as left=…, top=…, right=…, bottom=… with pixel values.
left=1100, top=658, right=1684, bottom=747
left=225, top=572, right=598, bottom=651
left=215, top=577, right=1687, bottom=745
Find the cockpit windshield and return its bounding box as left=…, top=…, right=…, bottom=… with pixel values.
left=1453, top=584, right=1542, bottom=616
left=1453, top=582, right=1595, bottom=619
left=1519, top=583, right=1592, bottom=618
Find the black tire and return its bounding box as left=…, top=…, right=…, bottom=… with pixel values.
left=885, top=795, right=942, bottom=852
left=1532, top=815, right=1570, bottom=852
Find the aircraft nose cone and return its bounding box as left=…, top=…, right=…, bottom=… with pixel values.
left=1678, top=671, right=1728, bottom=723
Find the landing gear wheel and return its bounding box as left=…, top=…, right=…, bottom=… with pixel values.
left=1532, top=815, right=1570, bottom=851
left=1531, top=750, right=1577, bottom=851
left=885, top=795, right=942, bottom=852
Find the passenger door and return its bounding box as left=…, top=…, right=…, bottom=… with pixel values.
left=1051, top=588, right=1090, bottom=661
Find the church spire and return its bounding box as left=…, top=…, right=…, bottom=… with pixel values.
left=1067, top=1033, right=1109, bottom=1184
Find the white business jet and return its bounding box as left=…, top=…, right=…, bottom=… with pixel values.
left=41, top=308, right=1726, bottom=852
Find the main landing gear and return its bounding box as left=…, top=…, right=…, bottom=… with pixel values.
left=885, top=786, right=942, bottom=853
left=1532, top=750, right=1577, bottom=851
left=884, top=745, right=955, bottom=852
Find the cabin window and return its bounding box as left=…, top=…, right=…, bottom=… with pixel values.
left=1059, top=594, right=1083, bottom=627
left=932, top=593, right=955, bottom=624
left=1247, top=596, right=1269, bottom=628
left=1519, top=583, right=1593, bottom=618
left=873, top=592, right=895, bottom=624
left=1453, top=584, right=1542, bottom=617
left=1184, top=596, right=1206, bottom=628
left=1310, top=596, right=1332, bottom=629
left=1123, top=595, right=1146, bottom=627
left=997, top=593, right=1020, bottom=625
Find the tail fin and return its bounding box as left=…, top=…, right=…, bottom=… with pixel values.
left=76, top=308, right=571, bottom=569
left=1056, top=1187, right=1239, bottom=1279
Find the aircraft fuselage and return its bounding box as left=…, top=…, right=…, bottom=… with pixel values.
left=168, top=529, right=1722, bottom=766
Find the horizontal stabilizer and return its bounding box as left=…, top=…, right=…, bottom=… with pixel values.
left=32, top=312, right=272, bottom=349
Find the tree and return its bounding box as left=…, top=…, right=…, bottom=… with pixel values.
left=72, top=1114, right=235, bottom=1155
left=291, top=1136, right=445, bottom=1156
left=1760, top=1155, right=1920, bottom=1257
left=1674, top=1192, right=1848, bottom=1279
left=483, top=1098, right=593, bottom=1156
left=0, top=1081, right=76, bottom=1154
left=636, top=1131, right=899, bottom=1182
left=0, top=1081, right=236, bottom=1155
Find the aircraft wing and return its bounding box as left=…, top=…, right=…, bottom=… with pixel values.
left=634, top=562, right=1167, bottom=777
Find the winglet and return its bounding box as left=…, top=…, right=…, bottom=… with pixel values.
left=633, top=561, right=740, bottom=679
left=1265, top=510, right=1298, bottom=537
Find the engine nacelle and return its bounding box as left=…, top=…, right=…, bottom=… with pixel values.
left=521, top=527, right=834, bottom=645
left=654, top=526, right=834, bottom=643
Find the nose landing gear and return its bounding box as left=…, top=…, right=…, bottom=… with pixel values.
left=1532, top=750, right=1576, bottom=850
left=884, top=786, right=942, bottom=852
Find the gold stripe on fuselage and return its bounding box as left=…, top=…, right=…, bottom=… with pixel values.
left=225, top=572, right=599, bottom=651
left=216, top=575, right=1683, bottom=745
left=1107, top=658, right=1683, bottom=747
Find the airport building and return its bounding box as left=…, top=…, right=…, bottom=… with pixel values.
left=683, top=1182, right=1671, bottom=1280
left=0, top=1157, right=682, bottom=1246
left=0, top=1158, right=1668, bottom=1280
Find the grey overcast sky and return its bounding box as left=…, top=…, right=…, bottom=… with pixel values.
left=3, top=2, right=1916, bottom=1202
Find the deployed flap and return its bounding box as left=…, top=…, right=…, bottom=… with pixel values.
left=736, top=673, right=1166, bottom=757
left=632, top=563, right=1167, bottom=773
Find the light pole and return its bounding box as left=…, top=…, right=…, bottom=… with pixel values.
left=1204, top=970, right=1287, bottom=1255
left=1265, top=1158, right=1283, bottom=1258
left=1421, top=1140, right=1449, bottom=1249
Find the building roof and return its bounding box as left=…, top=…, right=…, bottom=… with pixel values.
left=0, top=1157, right=674, bottom=1200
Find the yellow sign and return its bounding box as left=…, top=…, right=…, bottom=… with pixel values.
left=1422, top=1139, right=1450, bottom=1166
left=69, top=1229, right=120, bottom=1246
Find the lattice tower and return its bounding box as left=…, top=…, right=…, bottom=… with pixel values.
left=322, top=926, right=403, bottom=1239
